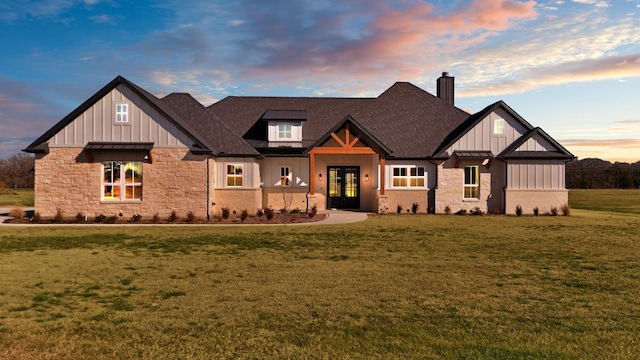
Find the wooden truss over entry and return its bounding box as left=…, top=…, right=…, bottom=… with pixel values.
left=306, top=116, right=391, bottom=196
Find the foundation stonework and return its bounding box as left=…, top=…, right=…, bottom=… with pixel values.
left=34, top=147, right=208, bottom=219
left=505, top=189, right=569, bottom=215
left=383, top=190, right=429, bottom=214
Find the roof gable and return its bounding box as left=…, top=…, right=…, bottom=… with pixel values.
left=24, top=76, right=213, bottom=154
left=306, top=115, right=392, bottom=156
left=499, top=127, right=575, bottom=160
left=433, top=101, right=534, bottom=158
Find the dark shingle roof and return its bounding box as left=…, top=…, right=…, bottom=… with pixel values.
left=498, top=127, right=575, bottom=160
left=160, top=93, right=258, bottom=156
left=207, top=82, right=471, bottom=158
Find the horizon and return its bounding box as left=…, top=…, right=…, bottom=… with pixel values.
left=1, top=0, right=639, bottom=162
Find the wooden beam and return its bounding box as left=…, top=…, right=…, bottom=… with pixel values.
left=349, top=135, right=360, bottom=148
left=308, top=147, right=377, bottom=155
left=330, top=132, right=347, bottom=147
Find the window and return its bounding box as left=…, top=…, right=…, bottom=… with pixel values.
left=280, top=166, right=291, bottom=186
left=392, top=166, right=425, bottom=187
left=278, top=123, right=292, bottom=139
left=116, top=104, right=129, bottom=123
left=103, top=161, right=142, bottom=200
left=226, top=164, right=243, bottom=187
left=464, top=166, right=479, bottom=199
left=493, top=118, right=504, bottom=135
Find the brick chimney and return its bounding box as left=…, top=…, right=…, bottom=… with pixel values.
left=437, top=72, right=454, bottom=106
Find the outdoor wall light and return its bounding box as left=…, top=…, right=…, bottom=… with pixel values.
left=365, top=174, right=369, bottom=182
left=319, top=173, right=322, bottom=180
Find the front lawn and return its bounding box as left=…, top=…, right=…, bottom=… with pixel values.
left=1, top=210, right=639, bottom=359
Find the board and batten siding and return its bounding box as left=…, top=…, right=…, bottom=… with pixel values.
left=507, top=161, right=565, bottom=190
left=260, top=157, right=309, bottom=187
left=216, top=158, right=260, bottom=189
left=50, top=84, right=192, bottom=148
left=446, top=109, right=528, bottom=155
left=515, top=135, right=556, bottom=152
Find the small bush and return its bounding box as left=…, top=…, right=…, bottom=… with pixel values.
left=240, top=209, right=249, bottom=222
left=549, top=206, right=558, bottom=216
left=75, top=212, right=85, bottom=222
left=411, top=202, right=419, bottom=214
left=106, top=215, right=118, bottom=224
left=54, top=208, right=64, bottom=222
left=131, top=214, right=142, bottom=222
left=561, top=203, right=571, bottom=216
left=533, top=207, right=539, bottom=216
left=455, top=209, right=467, bottom=215
left=264, top=207, right=274, bottom=220
left=280, top=208, right=289, bottom=215
left=10, top=207, right=24, bottom=219
left=168, top=210, right=178, bottom=222
left=444, top=205, right=451, bottom=215
left=95, top=214, right=107, bottom=223
left=308, top=204, right=317, bottom=218
left=221, top=207, right=230, bottom=220
left=152, top=212, right=160, bottom=223
left=186, top=211, right=196, bottom=222
left=515, top=205, right=523, bottom=217
left=470, top=207, right=484, bottom=216
left=256, top=208, right=264, bottom=217
left=396, top=204, right=403, bottom=214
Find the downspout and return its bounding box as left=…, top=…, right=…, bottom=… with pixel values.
left=206, top=157, right=210, bottom=221
left=502, top=160, right=508, bottom=214
left=428, top=159, right=439, bottom=214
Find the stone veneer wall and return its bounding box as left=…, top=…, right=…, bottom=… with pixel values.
left=382, top=190, right=429, bottom=214
left=34, top=147, right=208, bottom=219
left=262, top=187, right=312, bottom=212
left=435, top=165, right=492, bottom=214
left=504, top=189, right=569, bottom=215
left=212, top=188, right=262, bottom=216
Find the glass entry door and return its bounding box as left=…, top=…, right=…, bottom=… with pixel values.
left=327, top=166, right=360, bottom=209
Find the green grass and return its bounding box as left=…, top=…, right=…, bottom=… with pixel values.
left=569, top=189, right=640, bottom=214
left=0, top=188, right=34, bottom=207
left=0, top=190, right=639, bottom=358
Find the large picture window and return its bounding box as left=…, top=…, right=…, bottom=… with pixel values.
left=464, top=166, right=479, bottom=199
left=103, top=161, right=142, bottom=200
left=226, top=164, right=243, bottom=187
left=392, top=166, right=425, bottom=187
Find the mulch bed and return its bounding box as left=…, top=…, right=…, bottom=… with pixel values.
left=3, top=213, right=326, bottom=225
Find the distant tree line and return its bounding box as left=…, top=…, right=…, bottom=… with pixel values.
left=0, top=153, right=35, bottom=188
left=566, top=158, right=640, bottom=189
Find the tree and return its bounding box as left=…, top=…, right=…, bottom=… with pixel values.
left=0, top=153, right=35, bottom=188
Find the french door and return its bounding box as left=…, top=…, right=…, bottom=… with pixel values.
left=327, top=166, right=360, bottom=209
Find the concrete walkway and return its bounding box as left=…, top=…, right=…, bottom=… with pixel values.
left=0, top=207, right=370, bottom=226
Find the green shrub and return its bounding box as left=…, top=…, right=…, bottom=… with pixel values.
left=95, top=214, right=107, bottom=223
left=561, top=203, right=571, bottom=216
left=168, top=210, right=178, bottom=222
left=549, top=206, right=558, bottom=216
left=75, top=212, right=85, bottom=222
left=256, top=208, right=264, bottom=217
left=240, top=209, right=249, bottom=222
left=131, top=214, right=142, bottom=222
left=221, top=207, right=230, bottom=220
left=455, top=209, right=467, bottom=215
left=396, top=204, right=403, bottom=214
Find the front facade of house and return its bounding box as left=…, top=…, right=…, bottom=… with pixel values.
left=25, top=73, right=574, bottom=219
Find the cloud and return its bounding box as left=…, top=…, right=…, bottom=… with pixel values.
left=560, top=138, right=640, bottom=162
left=571, top=0, right=609, bottom=7
left=90, top=14, right=115, bottom=24
left=0, top=79, right=63, bottom=157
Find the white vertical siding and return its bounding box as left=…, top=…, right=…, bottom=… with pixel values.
left=216, top=158, right=260, bottom=189
left=507, top=161, right=566, bottom=189
left=50, top=84, right=192, bottom=148
left=447, top=109, right=528, bottom=155
left=260, top=157, right=310, bottom=187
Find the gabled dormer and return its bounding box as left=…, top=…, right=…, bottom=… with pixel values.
left=263, top=110, right=307, bottom=145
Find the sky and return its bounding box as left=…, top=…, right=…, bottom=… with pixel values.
left=1, top=0, right=639, bottom=162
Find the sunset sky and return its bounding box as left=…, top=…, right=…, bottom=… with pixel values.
left=1, top=0, right=639, bottom=162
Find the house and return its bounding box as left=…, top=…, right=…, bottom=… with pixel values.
left=24, top=73, right=574, bottom=219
